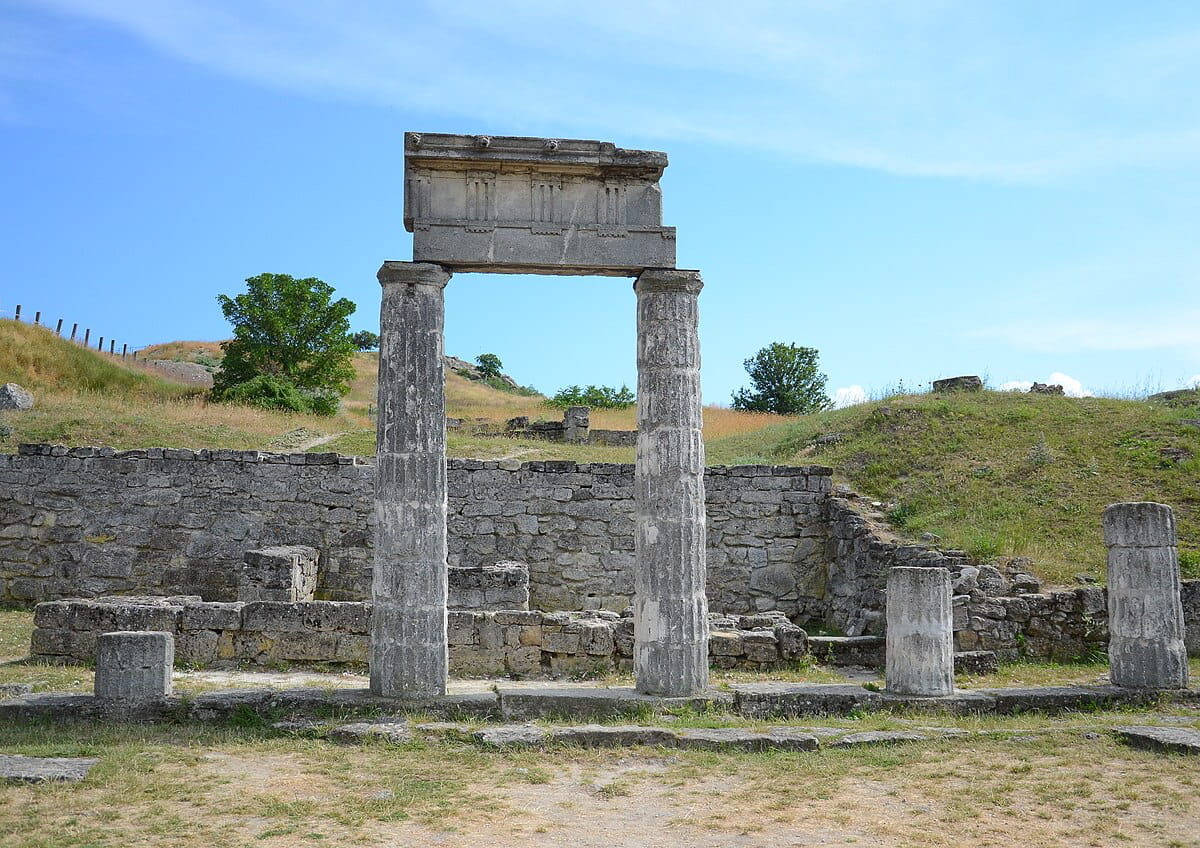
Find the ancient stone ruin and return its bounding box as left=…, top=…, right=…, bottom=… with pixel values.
left=3, top=135, right=1200, bottom=735
left=378, top=132, right=705, bottom=698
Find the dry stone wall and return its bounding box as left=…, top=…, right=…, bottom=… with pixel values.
left=6, top=444, right=1197, bottom=662
left=0, top=446, right=831, bottom=618
left=30, top=596, right=809, bottom=676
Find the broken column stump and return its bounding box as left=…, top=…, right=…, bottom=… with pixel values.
left=94, top=631, right=173, bottom=699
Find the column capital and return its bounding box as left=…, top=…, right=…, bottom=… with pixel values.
left=377, top=261, right=452, bottom=289
left=634, top=267, right=703, bottom=295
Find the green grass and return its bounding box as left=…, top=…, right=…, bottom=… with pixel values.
left=757, top=390, right=1200, bottom=585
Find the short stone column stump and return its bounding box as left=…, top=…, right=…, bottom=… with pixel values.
left=94, top=631, right=174, bottom=700
left=885, top=567, right=954, bottom=697
left=1103, top=502, right=1189, bottom=689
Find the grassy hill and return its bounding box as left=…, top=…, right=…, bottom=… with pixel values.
left=4, top=319, right=1197, bottom=585
left=732, top=390, right=1200, bottom=585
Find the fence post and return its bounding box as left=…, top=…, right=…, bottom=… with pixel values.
left=55, top=318, right=63, bottom=335
left=13, top=305, right=20, bottom=321
left=70, top=323, right=78, bottom=341
left=98, top=336, right=104, bottom=352
left=109, top=340, right=115, bottom=355
left=132, top=349, right=138, bottom=361
left=84, top=329, right=90, bottom=346
left=121, top=343, right=127, bottom=359
left=34, top=311, right=41, bottom=325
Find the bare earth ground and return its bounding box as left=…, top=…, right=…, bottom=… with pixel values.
left=2, top=609, right=1200, bottom=848
left=2, top=724, right=1199, bottom=848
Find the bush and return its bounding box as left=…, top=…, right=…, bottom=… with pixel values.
left=547, top=384, right=635, bottom=409
left=213, top=375, right=338, bottom=416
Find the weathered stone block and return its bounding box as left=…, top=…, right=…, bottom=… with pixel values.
left=239, top=545, right=319, bottom=603
left=94, top=631, right=173, bottom=699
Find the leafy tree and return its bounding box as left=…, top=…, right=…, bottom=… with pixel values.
left=548, top=384, right=635, bottom=409
left=351, top=330, right=380, bottom=351
left=475, top=353, right=503, bottom=380
left=212, top=273, right=356, bottom=415
left=731, top=343, right=831, bottom=415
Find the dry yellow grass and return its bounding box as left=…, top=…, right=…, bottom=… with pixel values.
left=137, top=340, right=227, bottom=362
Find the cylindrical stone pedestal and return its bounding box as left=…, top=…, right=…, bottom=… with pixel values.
left=1103, top=502, right=1189, bottom=689
left=885, top=567, right=954, bottom=696
left=633, top=268, right=708, bottom=696
left=371, top=261, right=452, bottom=698
left=94, top=631, right=173, bottom=700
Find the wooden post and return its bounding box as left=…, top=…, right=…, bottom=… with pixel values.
left=34, top=311, right=41, bottom=325
left=109, top=340, right=115, bottom=355
left=70, top=323, right=78, bottom=341
left=98, top=336, right=104, bottom=352
left=55, top=318, right=63, bottom=335
left=133, top=349, right=138, bottom=361
left=121, top=343, right=127, bottom=359
left=84, top=329, right=90, bottom=346
left=13, top=305, right=20, bottom=321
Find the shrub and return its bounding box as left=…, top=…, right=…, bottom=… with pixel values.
left=213, top=375, right=338, bottom=416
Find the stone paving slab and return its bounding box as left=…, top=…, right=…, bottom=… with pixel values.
left=878, top=690, right=997, bottom=715
left=674, top=727, right=821, bottom=752
left=1113, top=725, right=1200, bottom=754
left=0, top=754, right=98, bottom=783
left=732, top=683, right=881, bottom=719
left=976, top=685, right=1169, bottom=715
left=328, top=721, right=413, bottom=744
left=496, top=686, right=730, bottom=721
left=827, top=730, right=934, bottom=748
left=474, top=724, right=550, bottom=748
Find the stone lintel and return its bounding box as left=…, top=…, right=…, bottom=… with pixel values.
left=377, top=261, right=452, bottom=288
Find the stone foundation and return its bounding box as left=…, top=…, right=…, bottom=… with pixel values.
left=30, top=597, right=810, bottom=676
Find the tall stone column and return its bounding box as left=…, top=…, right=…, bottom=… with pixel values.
left=1103, top=502, right=1189, bottom=689
left=633, top=268, right=708, bottom=696
left=885, top=567, right=954, bottom=696
left=371, top=261, right=452, bottom=698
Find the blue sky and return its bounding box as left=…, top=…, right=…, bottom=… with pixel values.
left=2, top=1, right=1198, bottom=405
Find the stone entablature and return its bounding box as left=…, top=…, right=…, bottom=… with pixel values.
left=404, top=132, right=676, bottom=275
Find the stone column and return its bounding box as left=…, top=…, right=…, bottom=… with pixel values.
left=633, top=268, right=708, bottom=696
left=1103, top=502, right=1189, bottom=689
left=885, top=567, right=954, bottom=696
left=371, top=261, right=452, bottom=698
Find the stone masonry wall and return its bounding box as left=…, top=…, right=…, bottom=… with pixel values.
left=30, top=597, right=809, bottom=676
left=0, top=446, right=831, bottom=618
left=828, top=495, right=1199, bottom=661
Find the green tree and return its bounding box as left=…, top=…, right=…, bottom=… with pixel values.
left=212, top=273, right=356, bottom=415
left=731, top=343, right=831, bottom=414
left=475, top=353, right=503, bottom=380
left=351, top=330, right=380, bottom=351
left=547, top=384, right=635, bottom=409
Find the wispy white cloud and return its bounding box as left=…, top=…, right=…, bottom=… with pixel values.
left=832, top=385, right=867, bottom=408
left=13, top=0, right=1200, bottom=181
left=974, top=310, right=1200, bottom=355
left=1000, top=373, right=1093, bottom=397
left=1189, top=374, right=1200, bottom=387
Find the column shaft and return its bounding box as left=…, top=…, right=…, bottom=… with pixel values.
left=1103, top=502, right=1189, bottom=689
left=885, top=567, right=954, bottom=696
left=371, top=261, right=452, bottom=698
left=633, top=268, right=708, bottom=696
